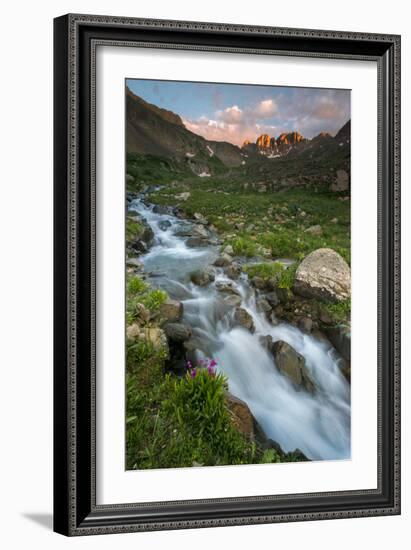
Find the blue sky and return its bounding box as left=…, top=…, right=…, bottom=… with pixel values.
left=126, top=79, right=350, bottom=146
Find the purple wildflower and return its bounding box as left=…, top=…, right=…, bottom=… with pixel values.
left=186, top=360, right=193, bottom=370
left=209, top=359, right=217, bottom=368
left=189, top=368, right=197, bottom=378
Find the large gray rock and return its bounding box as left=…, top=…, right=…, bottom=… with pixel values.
left=160, top=299, right=183, bottom=322
left=225, top=262, right=241, bottom=279
left=186, top=237, right=209, bottom=248
left=272, top=340, right=315, bottom=393
left=152, top=204, right=171, bottom=215
left=232, top=307, right=255, bottom=333
left=164, top=323, right=192, bottom=342
left=192, top=224, right=209, bottom=239
left=256, top=297, right=272, bottom=314
left=265, top=291, right=280, bottom=308
left=294, top=248, right=351, bottom=303
left=190, top=267, right=215, bottom=286
left=330, top=169, right=349, bottom=192
left=213, top=253, right=233, bottom=267
left=193, top=212, right=208, bottom=224
left=223, top=294, right=242, bottom=308
left=215, top=280, right=241, bottom=296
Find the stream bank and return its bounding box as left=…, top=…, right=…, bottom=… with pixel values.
left=126, top=191, right=351, bottom=463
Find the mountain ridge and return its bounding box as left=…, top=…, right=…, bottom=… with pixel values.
left=126, top=88, right=350, bottom=190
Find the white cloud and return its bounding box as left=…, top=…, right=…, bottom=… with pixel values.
left=216, top=105, right=243, bottom=124
left=252, top=99, right=277, bottom=119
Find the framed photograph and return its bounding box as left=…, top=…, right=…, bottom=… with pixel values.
left=53, top=14, right=401, bottom=536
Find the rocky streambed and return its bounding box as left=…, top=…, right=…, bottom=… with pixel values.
left=126, top=192, right=351, bottom=462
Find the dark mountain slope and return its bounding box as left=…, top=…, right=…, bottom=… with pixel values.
left=238, top=120, right=351, bottom=193
left=126, top=89, right=244, bottom=172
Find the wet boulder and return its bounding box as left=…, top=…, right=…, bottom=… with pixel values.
left=130, top=240, right=148, bottom=254
left=326, top=324, right=351, bottom=361
left=213, top=253, right=233, bottom=267
left=174, top=226, right=194, bottom=237
left=215, top=280, right=241, bottom=296
left=225, top=262, right=241, bottom=279
left=183, top=336, right=210, bottom=355
left=160, top=299, right=183, bottom=323
left=164, top=322, right=192, bottom=342
left=298, top=316, right=313, bottom=333
left=259, top=334, right=273, bottom=351
left=294, top=248, right=351, bottom=303
left=186, top=236, right=209, bottom=248
left=153, top=204, right=171, bottom=215
left=272, top=340, right=315, bottom=393
left=223, top=294, right=242, bottom=308
left=193, top=212, right=208, bottom=224
left=222, top=244, right=234, bottom=256
left=265, top=291, right=280, bottom=308
left=256, top=297, right=272, bottom=315
left=232, top=307, right=255, bottom=333
left=250, top=276, right=264, bottom=290
left=158, top=220, right=172, bottom=231
left=190, top=267, right=215, bottom=286
left=226, top=393, right=255, bottom=440
left=192, top=224, right=209, bottom=239
left=141, top=224, right=154, bottom=244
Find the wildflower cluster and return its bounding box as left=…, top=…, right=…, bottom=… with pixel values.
left=186, top=358, right=217, bottom=379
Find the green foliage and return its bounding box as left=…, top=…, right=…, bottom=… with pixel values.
left=128, top=275, right=148, bottom=296
left=243, top=261, right=285, bottom=280
left=126, top=368, right=257, bottom=470
left=143, top=289, right=168, bottom=311
left=126, top=275, right=167, bottom=324
left=126, top=339, right=167, bottom=384
left=261, top=448, right=282, bottom=464
left=277, top=262, right=298, bottom=290
left=229, top=236, right=257, bottom=257
left=126, top=153, right=192, bottom=190
left=320, top=299, right=351, bottom=324
left=126, top=218, right=143, bottom=241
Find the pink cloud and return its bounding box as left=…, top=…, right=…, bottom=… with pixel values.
left=252, top=99, right=277, bottom=118
left=216, top=105, right=243, bottom=124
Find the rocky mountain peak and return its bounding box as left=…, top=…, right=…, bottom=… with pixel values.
left=256, top=134, right=272, bottom=149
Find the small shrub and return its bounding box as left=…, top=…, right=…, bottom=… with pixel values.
left=321, top=299, right=351, bottom=323
left=126, top=218, right=143, bottom=241
left=277, top=262, right=298, bottom=289
left=126, top=275, right=168, bottom=324
left=141, top=289, right=167, bottom=311
left=230, top=236, right=257, bottom=257
left=128, top=276, right=148, bottom=296
left=261, top=448, right=282, bottom=463
left=243, top=261, right=284, bottom=280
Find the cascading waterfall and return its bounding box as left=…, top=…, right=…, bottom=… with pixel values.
left=129, top=198, right=351, bottom=461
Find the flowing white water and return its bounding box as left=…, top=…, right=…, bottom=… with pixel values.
left=129, top=198, right=351, bottom=461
